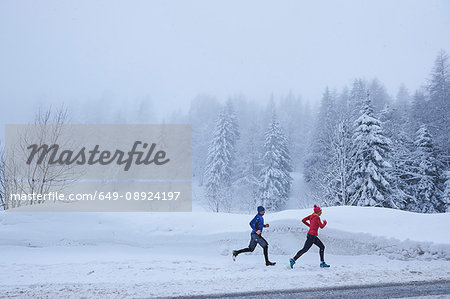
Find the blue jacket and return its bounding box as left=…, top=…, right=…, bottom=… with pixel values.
left=249, top=213, right=264, bottom=234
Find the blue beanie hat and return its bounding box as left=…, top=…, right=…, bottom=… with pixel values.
left=257, top=206, right=265, bottom=213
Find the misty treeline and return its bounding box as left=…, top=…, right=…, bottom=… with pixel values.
left=183, top=50, right=449, bottom=213
left=304, top=50, right=449, bottom=213
left=172, top=94, right=306, bottom=213
left=1, top=52, right=448, bottom=213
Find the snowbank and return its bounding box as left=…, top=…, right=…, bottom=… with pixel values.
left=1, top=205, right=448, bottom=258
left=0, top=206, right=449, bottom=297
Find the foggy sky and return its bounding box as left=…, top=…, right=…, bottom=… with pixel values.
left=1, top=0, right=449, bottom=130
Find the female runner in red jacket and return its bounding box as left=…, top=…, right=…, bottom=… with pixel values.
left=289, top=205, right=330, bottom=268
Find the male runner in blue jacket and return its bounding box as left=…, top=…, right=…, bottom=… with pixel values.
left=232, top=206, right=276, bottom=266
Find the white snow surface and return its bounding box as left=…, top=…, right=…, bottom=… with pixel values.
left=0, top=206, right=449, bottom=298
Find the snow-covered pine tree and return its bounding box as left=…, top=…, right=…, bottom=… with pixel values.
left=224, top=99, right=240, bottom=147
left=409, top=90, right=428, bottom=137
left=444, top=173, right=450, bottom=212
left=336, top=86, right=350, bottom=120
left=234, top=119, right=263, bottom=211
left=230, top=95, right=266, bottom=212
left=349, top=79, right=367, bottom=122
left=427, top=50, right=450, bottom=163
left=348, top=93, right=394, bottom=208
left=278, top=92, right=308, bottom=169
left=379, top=104, right=414, bottom=210
left=408, top=125, right=445, bottom=213
left=189, top=95, right=221, bottom=185
left=304, top=87, right=339, bottom=204
left=327, top=87, right=354, bottom=206
left=368, top=78, right=390, bottom=114
left=259, top=113, right=292, bottom=211
left=395, top=84, right=410, bottom=117
left=330, top=120, right=352, bottom=206
left=204, top=102, right=239, bottom=212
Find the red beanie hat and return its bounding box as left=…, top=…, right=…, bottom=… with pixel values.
left=314, top=205, right=322, bottom=213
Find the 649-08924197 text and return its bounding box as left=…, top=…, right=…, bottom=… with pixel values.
left=9, top=191, right=181, bottom=202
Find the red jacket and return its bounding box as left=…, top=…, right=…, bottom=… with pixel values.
left=302, top=213, right=327, bottom=236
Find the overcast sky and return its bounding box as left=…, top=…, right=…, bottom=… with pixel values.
left=1, top=0, right=449, bottom=129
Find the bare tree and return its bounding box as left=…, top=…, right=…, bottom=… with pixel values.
left=1, top=105, right=81, bottom=210
left=0, top=146, right=6, bottom=209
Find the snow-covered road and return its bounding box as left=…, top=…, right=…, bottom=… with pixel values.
left=0, top=246, right=449, bottom=298
left=0, top=206, right=449, bottom=297
left=191, top=281, right=450, bottom=299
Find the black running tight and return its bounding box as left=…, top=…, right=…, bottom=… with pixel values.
left=293, top=233, right=325, bottom=262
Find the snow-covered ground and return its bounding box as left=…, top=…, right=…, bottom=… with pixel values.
left=0, top=205, right=449, bottom=298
